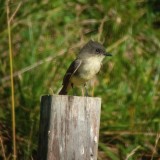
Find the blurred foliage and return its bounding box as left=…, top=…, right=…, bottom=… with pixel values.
left=0, top=0, right=160, bottom=159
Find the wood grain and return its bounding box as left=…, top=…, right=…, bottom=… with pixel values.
left=38, top=95, right=101, bottom=160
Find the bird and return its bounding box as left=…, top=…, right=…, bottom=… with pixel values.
left=59, top=40, right=111, bottom=95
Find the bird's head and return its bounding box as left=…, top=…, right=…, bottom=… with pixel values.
left=78, top=40, right=111, bottom=60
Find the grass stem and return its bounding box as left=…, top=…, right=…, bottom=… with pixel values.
left=6, top=0, right=16, bottom=159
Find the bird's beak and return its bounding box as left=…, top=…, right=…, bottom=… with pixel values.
left=104, top=52, right=112, bottom=56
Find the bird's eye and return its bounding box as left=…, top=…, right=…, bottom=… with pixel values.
left=96, top=48, right=101, bottom=53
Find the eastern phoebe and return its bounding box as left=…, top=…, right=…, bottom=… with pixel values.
left=59, top=40, right=111, bottom=95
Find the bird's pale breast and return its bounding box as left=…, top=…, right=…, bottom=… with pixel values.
left=70, top=56, right=102, bottom=86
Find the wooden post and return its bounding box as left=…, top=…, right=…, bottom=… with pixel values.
left=38, top=95, right=101, bottom=160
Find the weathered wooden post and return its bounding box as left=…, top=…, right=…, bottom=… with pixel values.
left=38, top=95, right=101, bottom=160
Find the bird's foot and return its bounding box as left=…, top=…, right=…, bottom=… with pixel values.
left=84, top=84, right=89, bottom=97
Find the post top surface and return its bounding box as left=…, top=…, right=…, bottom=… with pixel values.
left=41, top=94, right=101, bottom=101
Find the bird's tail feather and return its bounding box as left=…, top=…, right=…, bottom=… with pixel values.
left=59, top=83, right=71, bottom=95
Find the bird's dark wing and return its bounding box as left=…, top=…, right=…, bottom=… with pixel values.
left=62, top=59, right=82, bottom=86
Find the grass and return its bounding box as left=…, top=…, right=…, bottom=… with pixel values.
left=6, top=0, right=17, bottom=159
left=0, top=0, right=160, bottom=159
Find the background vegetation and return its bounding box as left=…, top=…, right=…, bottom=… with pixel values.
left=0, top=0, right=160, bottom=159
